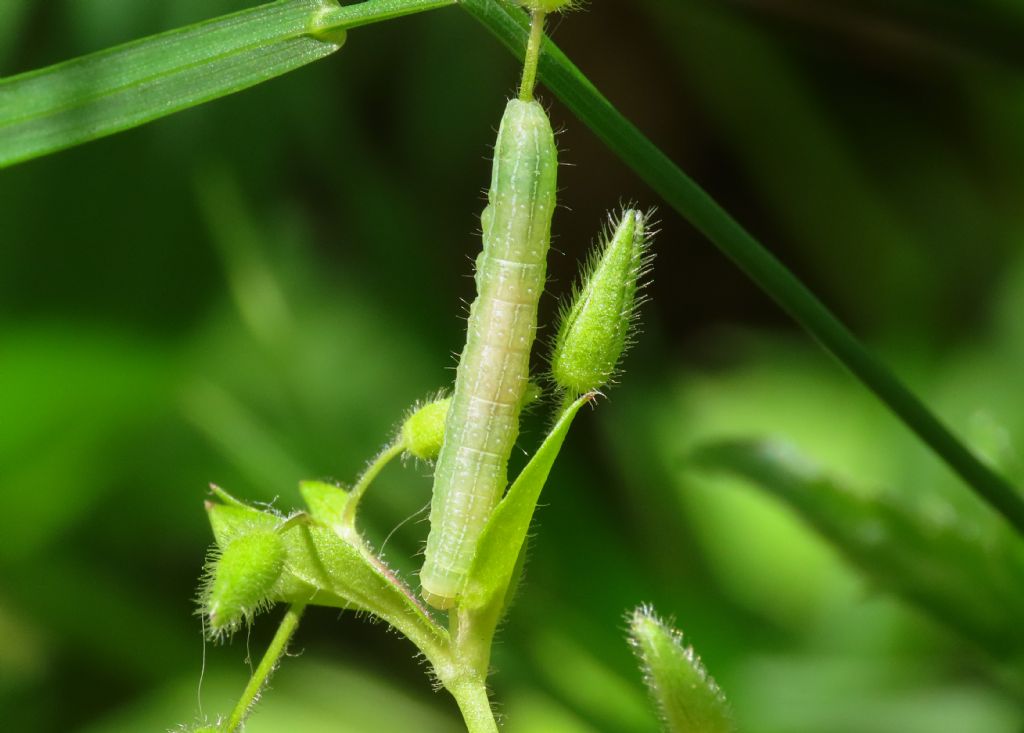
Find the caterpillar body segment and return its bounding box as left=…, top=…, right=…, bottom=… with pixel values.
left=421, top=99, right=558, bottom=609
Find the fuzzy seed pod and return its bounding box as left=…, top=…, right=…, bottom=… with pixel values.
left=402, top=396, right=451, bottom=461
left=551, top=209, right=651, bottom=395
left=205, top=529, right=285, bottom=635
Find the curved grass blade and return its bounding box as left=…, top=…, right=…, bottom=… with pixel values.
left=0, top=0, right=456, bottom=168
left=459, top=0, right=1024, bottom=536
left=689, top=439, right=1024, bottom=656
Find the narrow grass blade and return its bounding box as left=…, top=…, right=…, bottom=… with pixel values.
left=628, top=605, right=735, bottom=733
left=460, top=0, right=1024, bottom=537
left=0, top=0, right=455, bottom=168
left=690, top=439, right=1024, bottom=656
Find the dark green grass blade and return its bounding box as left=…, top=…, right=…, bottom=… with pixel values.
left=0, top=0, right=455, bottom=168
left=460, top=0, right=1024, bottom=536
left=690, top=439, right=1024, bottom=656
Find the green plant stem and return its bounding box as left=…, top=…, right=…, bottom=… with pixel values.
left=448, top=675, right=500, bottom=733
left=226, top=603, right=305, bottom=733
left=460, top=0, right=1024, bottom=537
left=518, top=9, right=546, bottom=101
left=341, top=440, right=406, bottom=529
left=439, top=605, right=500, bottom=732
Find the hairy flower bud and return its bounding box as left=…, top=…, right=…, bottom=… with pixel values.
left=205, top=529, right=285, bottom=635
left=551, top=209, right=652, bottom=395
left=629, top=605, right=734, bottom=733
left=401, top=396, right=451, bottom=461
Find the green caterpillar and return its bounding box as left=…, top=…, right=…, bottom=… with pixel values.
left=421, top=98, right=558, bottom=609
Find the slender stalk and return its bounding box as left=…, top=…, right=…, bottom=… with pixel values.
left=341, top=440, right=406, bottom=529
left=226, top=604, right=305, bottom=733
left=460, top=0, right=1024, bottom=536
left=518, top=9, right=546, bottom=101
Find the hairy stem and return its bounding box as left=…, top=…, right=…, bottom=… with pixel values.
left=226, top=603, right=305, bottom=733
left=449, top=676, right=500, bottom=733
left=341, top=440, right=406, bottom=529
left=437, top=605, right=502, bottom=731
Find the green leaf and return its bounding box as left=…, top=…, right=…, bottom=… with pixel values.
left=628, top=605, right=735, bottom=733
left=689, top=439, right=1024, bottom=656
left=459, top=0, right=1024, bottom=537
left=299, top=479, right=350, bottom=527
left=204, top=489, right=449, bottom=661
left=0, top=0, right=456, bottom=168
left=462, top=393, right=591, bottom=610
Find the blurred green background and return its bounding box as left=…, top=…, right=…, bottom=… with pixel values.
left=3, top=0, right=1024, bottom=731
